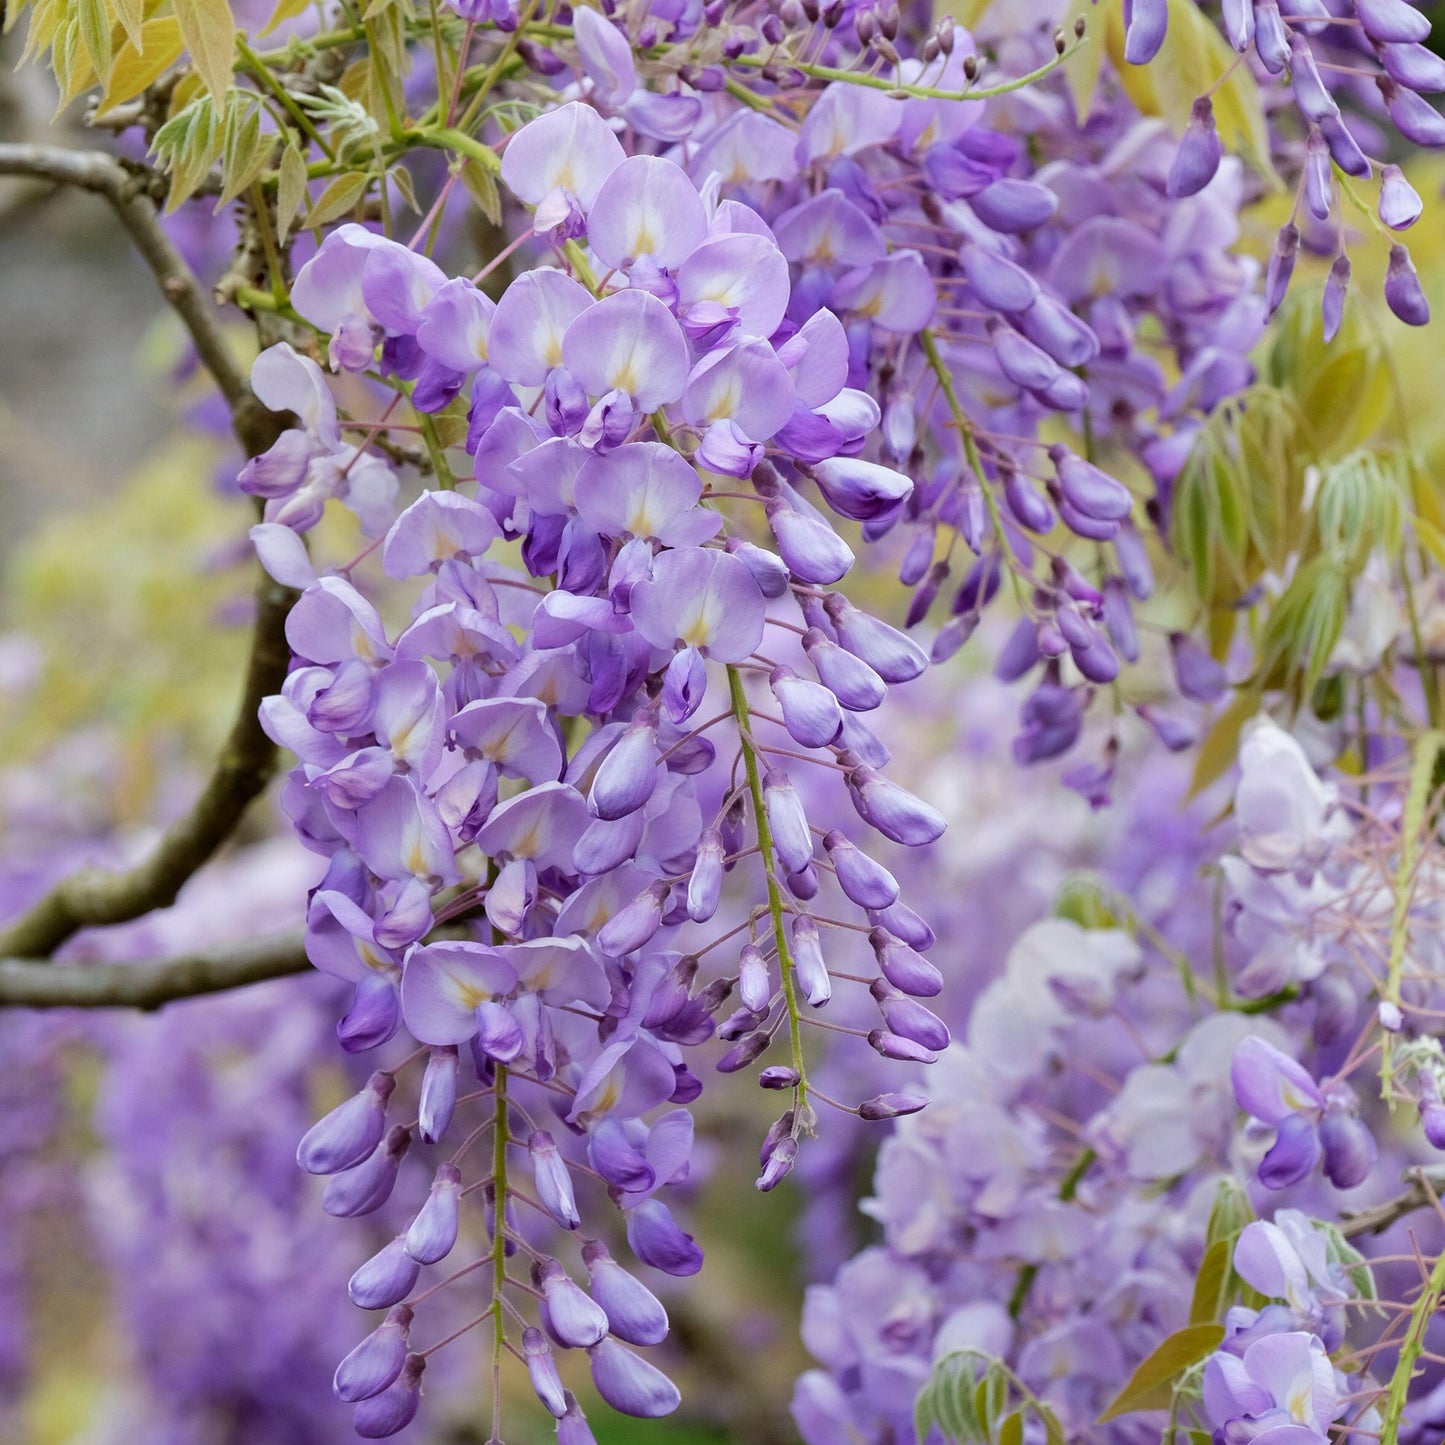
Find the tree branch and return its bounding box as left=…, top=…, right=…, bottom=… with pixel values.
left=0, top=931, right=309, bottom=1009
left=1341, top=1167, right=1445, bottom=1238
left=0, top=142, right=298, bottom=961
left=0, top=143, right=279, bottom=455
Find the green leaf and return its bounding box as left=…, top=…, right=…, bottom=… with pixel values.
left=1188, top=1236, right=1233, bottom=1326
left=998, top=1411, right=1025, bottom=1445
left=304, top=170, right=369, bottom=228
left=1204, top=1178, right=1254, bottom=1248
left=174, top=0, right=235, bottom=103
left=1097, top=1324, right=1224, bottom=1422
left=76, top=0, right=111, bottom=84
left=276, top=140, right=309, bottom=246
left=459, top=154, right=502, bottom=225
left=112, top=0, right=143, bottom=47
left=218, top=100, right=270, bottom=205
left=1188, top=687, right=1260, bottom=799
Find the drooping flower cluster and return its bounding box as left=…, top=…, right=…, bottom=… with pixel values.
left=246, top=92, right=971, bottom=1438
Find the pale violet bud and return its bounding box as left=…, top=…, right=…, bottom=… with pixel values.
left=738, top=943, right=773, bottom=1013
left=686, top=829, right=725, bottom=923
left=589, top=717, right=658, bottom=820
left=1385, top=244, right=1430, bottom=326
left=1379, top=164, right=1422, bottom=229
left=1050, top=445, right=1132, bottom=523
left=823, top=830, right=899, bottom=910
left=587, top=1336, right=682, bottom=1417
left=540, top=1258, right=610, bottom=1349
left=596, top=881, right=669, bottom=957
left=868, top=1028, right=939, bottom=1064
left=528, top=1131, right=581, bottom=1230
left=1378, top=1000, right=1404, bottom=1031
left=767, top=499, right=854, bottom=584
left=352, top=1353, right=424, bottom=1439
left=583, top=1239, right=669, bottom=1346
left=1167, top=97, right=1222, bottom=197
left=524, top=1327, right=568, bottom=1418
left=726, top=537, right=790, bottom=598
left=824, top=595, right=928, bottom=683
left=298, top=1070, right=395, bottom=1175
left=1265, top=223, right=1299, bottom=316
left=810, top=457, right=913, bottom=523
left=803, top=627, right=886, bottom=711
left=790, top=915, right=831, bottom=1006
left=717, top=1030, right=772, bottom=1072
left=858, top=1092, right=928, bottom=1121
left=1304, top=131, right=1332, bottom=221
left=759, top=1066, right=801, bottom=1090
left=764, top=769, right=814, bottom=876
left=625, top=1198, right=703, bottom=1275
left=770, top=666, right=843, bottom=749
left=322, top=1125, right=410, bottom=1218
left=961, top=245, right=1040, bottom=313
left=349, top=1236, right=421, bottom=1310
left=757, top=1133, right=797, bottom=1191
left=870, top=978, right=950, bottom=1051
left=1359, top=0, right=1431, bottom=43
left=1254, top=0, right=1290, bottom=72
left=1122, top=0, right=1167, bottom=64
left=405, top=1162, right=461, bottom=1265
left=589, top=1117, right=656, bottom=1193
left=1322, top=255, right=1350, bottom=344
left=870, top=927, right=943, bottom=996
left=869, top=899, right=936, bottom=950
left=847, top=766, right=947, bottom=846
left=418, top=1047, right=457, bottom=1145
left=334, top=1305, right=412, bottom=1402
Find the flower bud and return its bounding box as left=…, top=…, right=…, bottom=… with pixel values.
left=1379, top=164, right=1422, bottom=230
left=350, top=1236, right=421, bottom=1310
left=589, top=718, right=658, bottom=820
left=523, top=1326, right=568, bottom=1417
left=764, top=769, right=815, bottom=875
left=858, top=1092, right=929, bottom=1121
left=353, top=1353, right=424, bottom=1438
left=298, top=1071, right=395, bottom=1175
left=1167, top=97, right=1222, bottom=197
left=588, top=1337, right=681, bottom=1417
left=868, top=1028, right=939, bottom=1064
left=824, top=831, right=899, bottom=910
left=406, top=1163, right=462, bottom=1265
left=1385, top=243, right=1430, bottom=327
left=625, top=1198, right=703, bottom=1276
left=334, top=1306, right=413, bottom=1402
left=583, top=1239, right=669, bottom=1345
left=323, top=1126, right=410, bottom=1218
left=540, top=1257, right=610, bottom=1348
left=686, top=829, right=725, bottom=923
left=1322, top=255, right=1350, bottom=345
left=790, top=915, right=831, bottom=1007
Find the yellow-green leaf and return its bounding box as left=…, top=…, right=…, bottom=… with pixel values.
left=1098, top=1324, right=1224, bottom=1422
left=98, top=15, right=184, bottom=109
left=112, top=0, right=143, bottom=47
left=76, top=0, right=112, bottom=83
left=458, top=155, right=501, bottom=225
left=276, top=140, right=309, bottom=246
left=305, top=170, right=369, bottom=229
left=998, top=1410, right=1025, bottom=1445
left=174, top=0, right=235, bottom=103
left=1188, top=687, right=1260, bottom=800
left=258, top=0, right=313, bottom=37
left=1059, top=0, right=1102, bottom=122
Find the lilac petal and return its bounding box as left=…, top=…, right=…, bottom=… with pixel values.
left=563, top=289, right=690, bottom=410
left=572, top=5, right=636, bottom=102
left=1232, top=1037, right=1324, bottom=1123
left=449, top=696, right=562, bottom=783
left=676, top=233, right=791, bottom=341
left=574, top=442, right=718, bottom=546
left=501, top=100, right=625, bottom=209
left=681, top=339, right=796, bottom=440
left=587, top=155, right=708, bottom=271
left=830, top=252, right=937, bottom=333
left=774, top=189, right=887, bottom=269
left=383, top=491, right=498, bottom=578
left=489, top=269, right=594, bottom=387
left=630, top=548, right=767, bottom=663
left=400, top=942, right=518, bottom=1045
left=475, top=781, right=590, bottom=870
left=625, top=1198, right=703, bottom=1275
